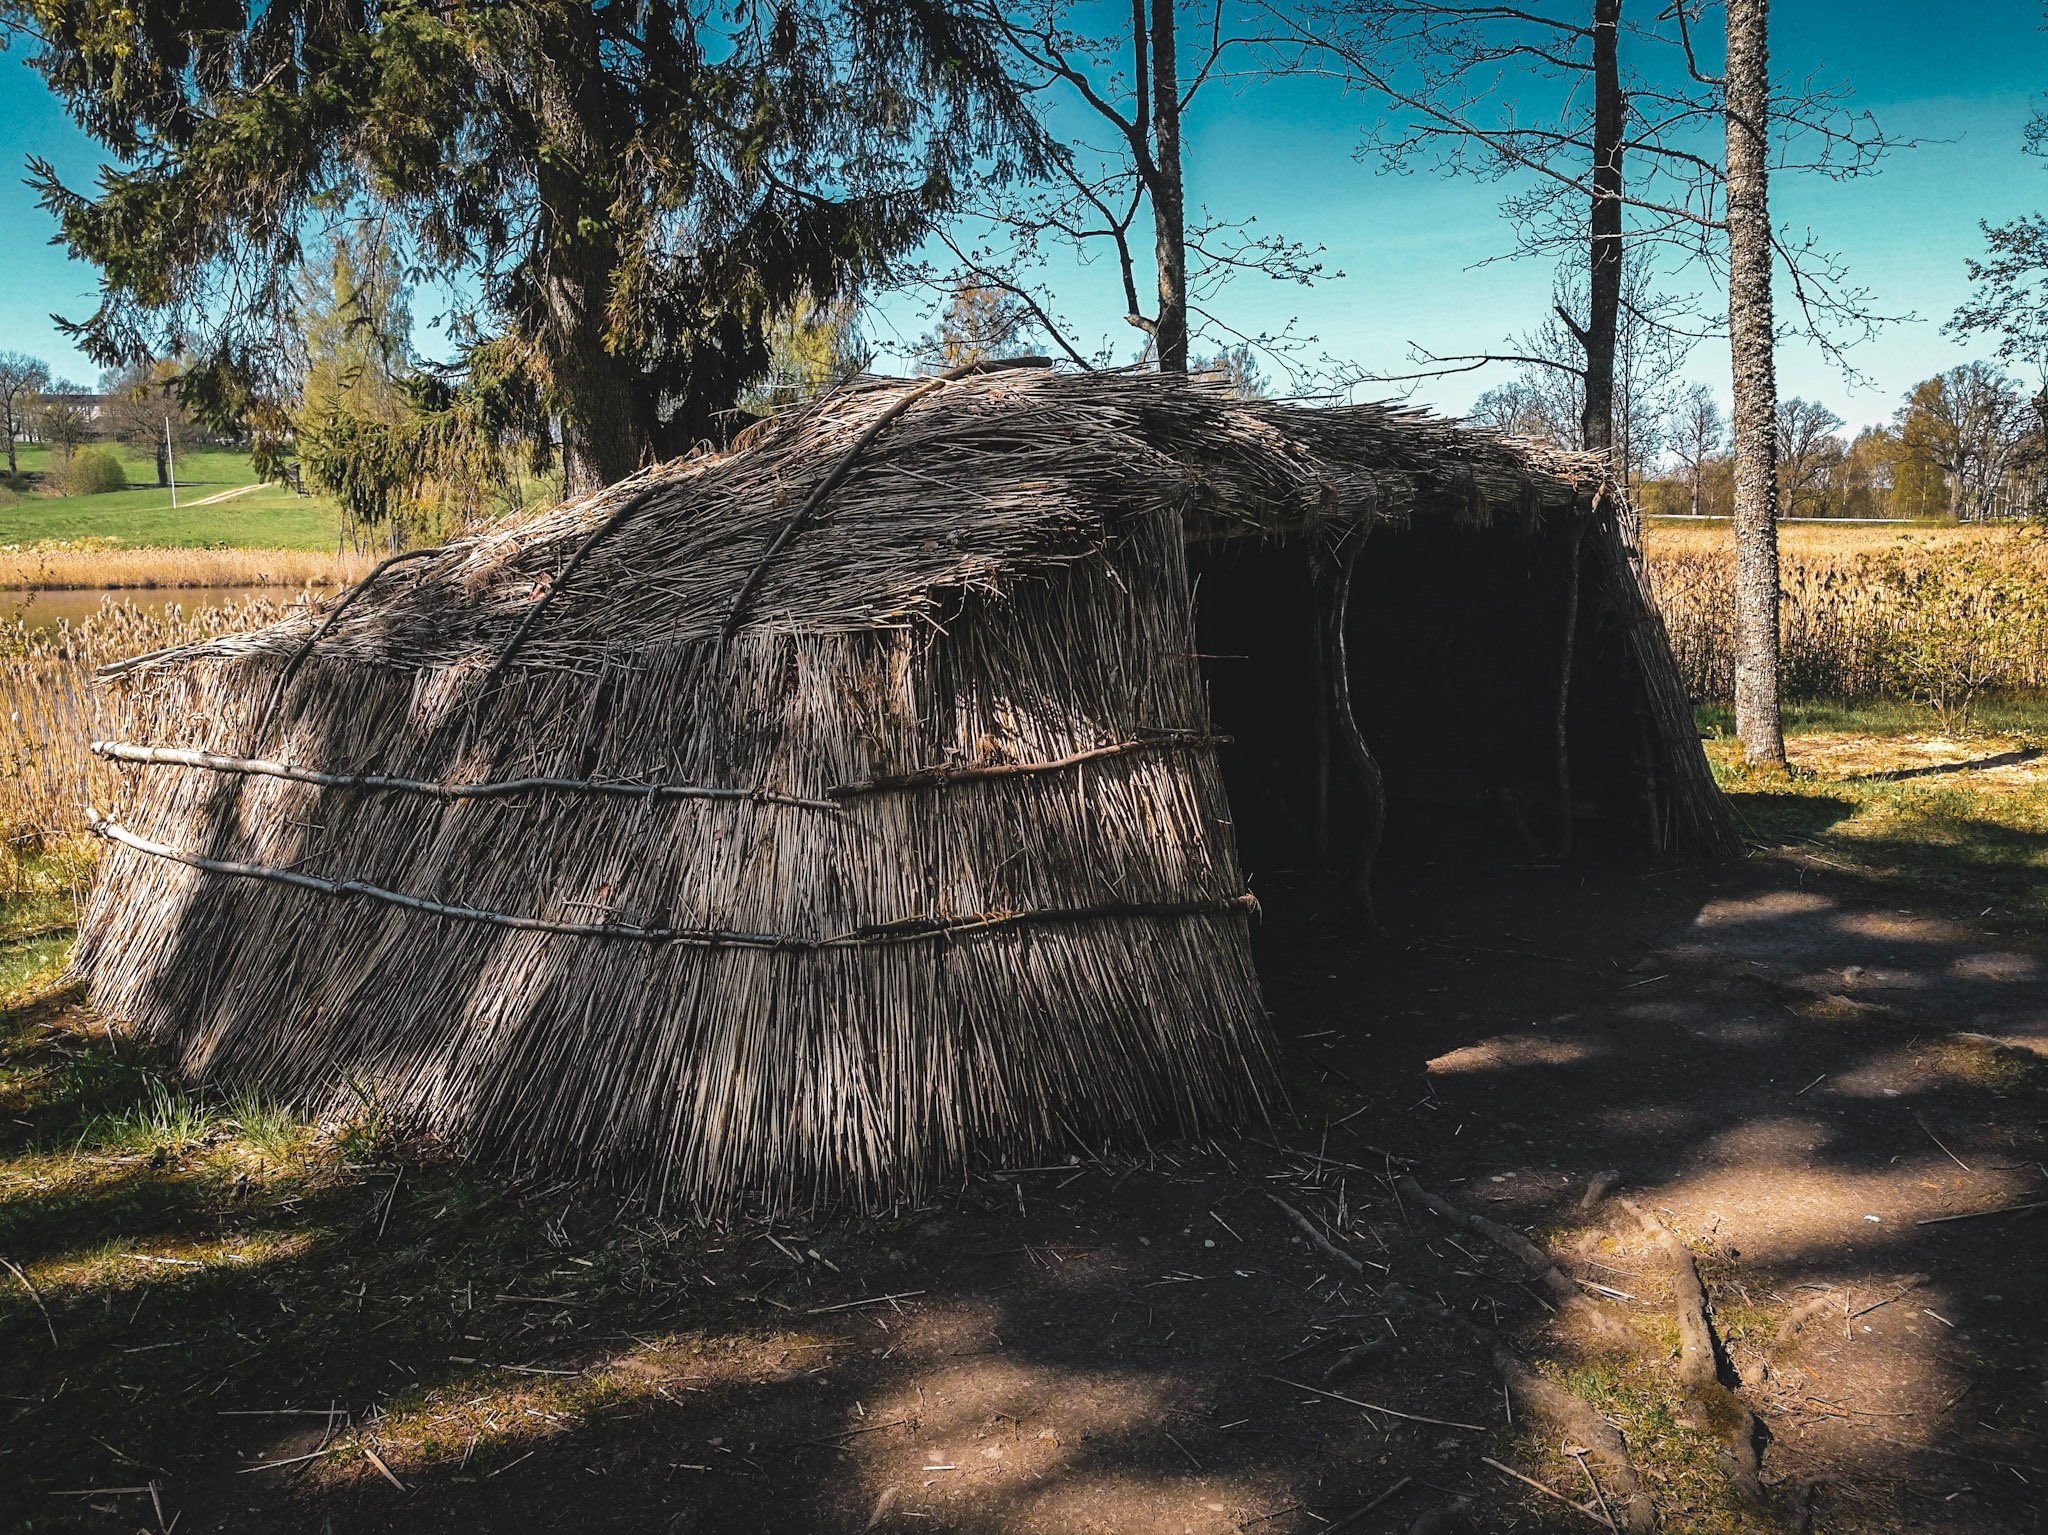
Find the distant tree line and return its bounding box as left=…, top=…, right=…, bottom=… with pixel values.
left=1634, top=362, right=2047, bottom=522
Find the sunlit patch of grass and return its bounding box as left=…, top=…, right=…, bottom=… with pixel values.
left=349, top=1327, right=833, bottom=1484
left=76, top=1075, right=219, bottom=1155
left=1540, top=1356, right=1771, bottom=1535
left=1702, top=704, right=2048, bottom=923
left=223, top=1085, right=309, bottom=1161
left=29, top=1226, right=319, bottom=1293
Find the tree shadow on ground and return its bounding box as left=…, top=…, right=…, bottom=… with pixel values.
left=6, top=840, right=2046, bottom=1534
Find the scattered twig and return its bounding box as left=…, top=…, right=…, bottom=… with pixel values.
left=1567, top=1445, right=1617, bottom=1533
left=1913, top=1113, right=1973, bottom=1175
left=1847, top=1276, right=1928, bottom=1321
left=1267, top=1194, right=1386, bottom=1278
left=359, top=1443, right=407, bottom=1492
left=1482, top=1457, right=1608, bottom=1527
left=2, top=1256, right=58, bottom=1347
left=1320, top=1476, right=1414, bottom=1534
left=1266, top=1376, right=1487, bottom=1432
left=1915, top=1200, right=2046, bottom=1226
left=234, top=1449, right=333, bottom=1475
left=805, top=1290, right=926, bottom=1315
left=1399, top=1178, right=1633, bottom=1347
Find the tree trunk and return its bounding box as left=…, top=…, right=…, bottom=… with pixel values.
left=1724, top=0, right=1786, bottom=766
left=1581, top=0, right=1625, bottom=535
left=539, top=160, right=657, bottom=494
left=154, top=440, right=170, bottom=488
left=533, top=10, right=658, bottom=494
left=1149, top=0, right=1189, bottom=374
left=1689, top=461, right=1702, bottom=518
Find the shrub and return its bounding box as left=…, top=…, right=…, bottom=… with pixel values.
left=62, top=446, right=127, bottom=495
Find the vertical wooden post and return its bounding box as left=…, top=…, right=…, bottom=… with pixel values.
left=1307, top=547, right=1332, bottom=853
left=1553, top=518, right=1585, bottom=856
left=1313, top=521, right=1384, bottom=934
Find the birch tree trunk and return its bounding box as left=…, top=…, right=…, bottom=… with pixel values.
left=1724, top=0, right=1787, bottom=766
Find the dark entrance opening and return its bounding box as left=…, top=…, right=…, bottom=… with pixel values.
left=1188, top=514, right=1647, bottom=910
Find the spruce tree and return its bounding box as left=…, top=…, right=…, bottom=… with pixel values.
left=18, top=0, right=1036, bottom=489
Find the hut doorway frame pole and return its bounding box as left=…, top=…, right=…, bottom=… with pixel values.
left=1552, top=517, right=1587, bottom=858
left=1309, top=517, right=1384, bottom=935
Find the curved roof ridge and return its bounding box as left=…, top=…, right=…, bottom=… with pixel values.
left=109, top=369, right=1602, bottom=680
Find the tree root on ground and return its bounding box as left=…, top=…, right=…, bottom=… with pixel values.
left=1625, top=1202, right=1770, bottom=1510
left=1397, top=1176, right=1639, bottom=1350
left=1386, top=1281, right=1659, bottom=1533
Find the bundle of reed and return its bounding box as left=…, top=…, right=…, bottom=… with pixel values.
left=69, top=367, right=1730, bottom=1211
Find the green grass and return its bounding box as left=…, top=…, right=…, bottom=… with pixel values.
left=1, top=442, right=340, bottom=550
left=1702, top=697, right=2048, bottom=925
left=1696, top=696, right=2048, bottom=738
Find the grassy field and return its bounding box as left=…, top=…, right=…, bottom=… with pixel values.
left=1703, top=697, right=2048, bottom=925
left=2, top=443, right=341, bottom=551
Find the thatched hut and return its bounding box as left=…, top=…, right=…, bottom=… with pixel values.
left=75, top=365, right=1737, bottom=1209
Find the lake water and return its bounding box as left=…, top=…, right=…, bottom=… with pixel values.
left=7, top=585, right=296, bottom=634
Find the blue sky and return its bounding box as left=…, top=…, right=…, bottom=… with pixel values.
left=1, top=1, right=2042, bottom=430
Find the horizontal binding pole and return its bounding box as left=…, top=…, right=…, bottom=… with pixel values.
left=830, top=732, right=1230, bottom=798
left=91, top=741, right=839, bottom=812
left=87, top=811, right=1254, bottom=949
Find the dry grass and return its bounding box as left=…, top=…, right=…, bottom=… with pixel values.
left=1645, top=522, right=2048, bottom=708
left=0, top=540, right=369, bottom=591
left=2, top=594, right=312, bottom=844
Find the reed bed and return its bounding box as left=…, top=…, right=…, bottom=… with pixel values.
left=0, top=541, right=370, bottom=591
left=1645, top=523, right=2048, bottom=710
left=2, top=595, right=308, bottom=844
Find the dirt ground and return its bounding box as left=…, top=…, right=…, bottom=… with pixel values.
left=5, top=838, right=2045, bottom=1534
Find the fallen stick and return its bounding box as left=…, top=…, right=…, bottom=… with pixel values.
left=1913, top=1112, right=1973, bottom=1175
left=2, top=1256, right=57, bottom=1348
left=1483, top=1456, right=1610, bottom=1528
left=1325, top=1336, right=1399, bottom=1382
left=360, top=1444, right=407, bottom=1492
left=1266, top=1376, right=1487, bottom=1432
left=1321, top=1476, right=1414, bottom=1534
left=1914, top=1200, right=2047, bottom=1226
left=805, top=1290, right=926, bottom=1314
left=1267, top=1194, right=1386, bottom=1278
left=1846, top=1275, right=1928, bottom=1322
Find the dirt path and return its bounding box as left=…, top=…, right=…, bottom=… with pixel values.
left=176, top=481, right=274, bottom=508
left=8, top=852, right=2043, bottom=1534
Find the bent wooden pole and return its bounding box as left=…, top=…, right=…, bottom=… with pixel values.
left=1313, top=521, right=1384, bottom=934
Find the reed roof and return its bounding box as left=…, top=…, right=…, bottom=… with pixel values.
left=123, top=365, right=1601, bottom=681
